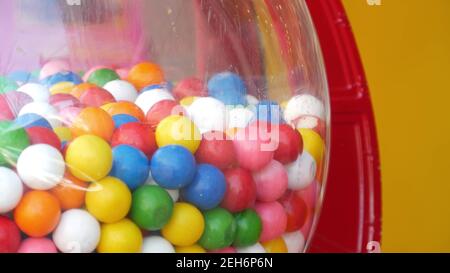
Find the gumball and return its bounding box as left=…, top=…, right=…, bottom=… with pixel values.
left=207, top=72, right=247, bottom=105
left=295, top=115, right=326, bottom=138
left=236, top=243, right=266, bottom=253
left=127, top=62, right=165, bottom=91
left=233, top=124, right=275, bottom=171
left=0, top=216, right=21, bottom=253
left=110, top=145, right=149, bottom=190
left=115, top=68, right=129, bottom=79
left=17, top=144, right=65, bottom=190
left=82, top=66, right=109, bottom=82
left=175, top=245, right=206, bottom=253
left=155, top=115, right=201, bottom=153
left=26, top=127, right=61, bottom=151
left=14, top=113, right=52, bottom=129
left=285, top=151, right=317, bottom=190
left=71, top=83, right=100, bottom=99
left=282, top=231, right=306, bottom=253
left=261, top=237, right=288, bottom=253
left=0, top=92, right=33, bottom=120
left=131, top=185, right=173, bottom=230
left=71, top=107, right=115, bottom=141
left=253, top=100, right=283, bottom=124
left=227, top=107, right=255, bottom=129
left=17, top=238, right=58, bottom=253
left=65, top=135, right=113, bottom=181
left=146, top=100, right=185, bottom=129
left=53, top=209, right=101, bottom=253
left=50, top=81, right=75, bottom=95
left=253, top=160, right=288, bottom=202
left=199, top=208, right=236, bottom=250
left=17, top=83, right=50, bottom=102
left=14, top=191, right=61, bottom=237
left=254, top=201, right=287, bottom=242
left=274, top=124, right=303, bottom=164
left=87, top=68, right=120, bottom=87
left=18, top=102, right=61, bottom=128
left=162, top=203, right=205, bottom=247
left=142, top=83, right=171, bottom=93
left=0, top=167, right=23, bottom=213
left=145, top=174, right=180, bottom=202
left=103, top=80, right=138, bottom=102
left=79, top=87, right=116, bottom=107
left=54, top=126, right=73, bottom=142
left=279, top=191, right=308, bottom=232
left=49, top=94, right=82, bottom=111
left=181, top=164, right=226, bottom=210
left=102, top=101, right=145, bottom=121
left=142, top=236, right=175, bottom=253
left=97, top=219, right=143, bottom=253
left=112, top=114, right=139, bottom=129
left=187, top=97, right=227, bottom=133
left=284, top=94, right=326, bottom=123
left=41, top=71, right=82, bottom=87
left=299, top=128, right=325, bottom=164
left=39, top=60, right=70, bottom=80
left=233, top=209, right=262, bottom=247
left=85, top=177, right=131, bottom=223
left=50, top=173, right=88, bottom=210
left=209, top=247, right=236, bottom=253
left=150, top=145, right=196, bottom=189
left=59, top=107, right=82, bottom=126
left=246, top=95, right=259, bottom=106
left=111, top=122, right=157, bottom=158
left=179, top=96, right=198, bottom=107
left=172, top=77, right=206, bottom=100
left=221, top=168, right=256, bottom=213
left=0, top=121, right=30, bottom=166
left=195, top=131, right=235, bottom=170
left=135, top=90, right=174, bottom=114
left=8, top=70, right=32, bottom=85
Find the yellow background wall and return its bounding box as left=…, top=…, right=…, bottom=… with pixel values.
left=342, top=0, right=450, bottom=252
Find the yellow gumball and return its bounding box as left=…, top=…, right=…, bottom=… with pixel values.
left=298, top=128, right=325, bottom=164
left=54, top=127, right=73, bottom=142
left=85, top=177, right=131, bottom=223
left=175, top=245, right=206, bottom=253
left=65, top=135, right=113, bottom=182
left=262, top=237, right=288, bottom=253
left=162, top=203, right=205, bottom=247
left=179, top=96, right=198, bottom=107
left=50, top=82, right=75, bottom=95
left=97, top=219, right=143, bottom=253
left=155, top=115, right=201, bottom=153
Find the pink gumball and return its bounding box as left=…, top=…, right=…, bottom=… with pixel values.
left=254, top=201, right=287, bottom=242
left=82, top=66, right=108, bottom=82
left=40, top=60, right=70, bottom=80
left=59, top=107, right=82, bottom=126
left=253, top=160, right=288, bottom=202
left=79, top=88, right=115, bottom=107
left=116, top=68, right=129, bottom=80
left=17, top=238, right=58, bottom=253
left=209, top=247, right=236, bottom=254
left=50, top=94, right=82, bottom=112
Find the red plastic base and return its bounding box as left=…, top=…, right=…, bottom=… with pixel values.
left=306, top=0, right=382, bottom=253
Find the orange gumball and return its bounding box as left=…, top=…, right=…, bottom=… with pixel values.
left=50, top=173, right=88, bottom=210
left=14, top=191, right=61, bottom=237
left=71, top=107, right=115, bottom=141
left=101, top=102, right=145, bottom=122
left=127, top=62, right=165, bottom=91
left=71, top=83, right=98, bottom=99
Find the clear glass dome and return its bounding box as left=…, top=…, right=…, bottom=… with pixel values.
left=0, top=0, right=329, bottom=253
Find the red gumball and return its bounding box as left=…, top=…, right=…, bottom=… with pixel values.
left=172, top=77, right=207, bottom=100
left=274, top=124, right=303, bottom=164
left=196, top=131, right=236, bottom=170
left=26, top=127, right=61, bottom=151
left=79, top=87, right=116, bottom=107
left=111, top=122, right=157, bottom=158
left=0, top=92, right=33, bottom=120
left=0, top=216, right=21, bottom=253
left=49, top=94, right=82, bottom=112
left=221, top=167, right=256, bottom=213
left=279, top=191, right=308, bottom=232
left=146, top=100, right=186, bottom=129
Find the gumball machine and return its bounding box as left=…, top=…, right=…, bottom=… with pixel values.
left=0, top=0, right=380, bottom=253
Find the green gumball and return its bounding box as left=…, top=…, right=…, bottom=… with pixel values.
left=0, top=76, right=18, bottom=94
left=0, top=121, right=30, bottom=166
left=233, top=209, right=262, bottom=247
left=199, top=208, right=236, bottom=250
left=87, top=68, right=120, bottom=87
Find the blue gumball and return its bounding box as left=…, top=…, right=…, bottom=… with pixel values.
left=141, top=82, right=172, bottom=93
left=253, top=100, right=284, bottom=124
left=207, top=72, right=247, bottom=106
left=181, top=164, right=226, bottom=210
left=112, top=114, right=139, bottom=129
left=150, top=145, right=196, bottom=190
left=14, top=113, right=52, bottom=129
left=7, top=71, right=31, bottom=85
left=41, top=71, right=82, bottom=87
left=110, top=145, right=150, bottom=190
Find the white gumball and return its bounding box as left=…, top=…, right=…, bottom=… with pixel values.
left=227, top=107, right=255, bottom=129
left=282, top=231, right=306, bottom=253
left=187, top=97, right=226, bottom=133
left=0, top=167, right=23, bottom=213
left=18, top=102, right=61, bottom=128
left=104, top=80, right=138, bottom=102
left=284, top=94, right=325, bottom=123
left=17, top=83, right=50, bottom=103
left=246, top=95, right=259, bottom=106
left=236, top=243, right=266, bottom=253
left=145, top=172, right=179, bottom=202
left=135, top=90, right=174, bottom=114
left=53, top=209, right=101, bottom=253
left=17, top=144, right=65, bottom=190
left=285, top=151, right=317, bottom=190
left=142, top=236, right=175, bottom=253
